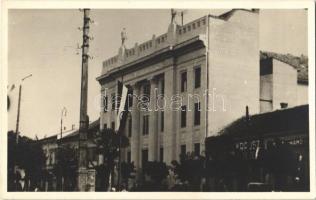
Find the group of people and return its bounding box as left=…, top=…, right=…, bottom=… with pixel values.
left=205, top=139, right=308, bottom=191
left=8, top=166, right=34, bottom=191
left=9, top=138, right=308, bottom=192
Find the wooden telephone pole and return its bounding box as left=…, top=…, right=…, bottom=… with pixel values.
left=77, top=8, right=95, bottom=191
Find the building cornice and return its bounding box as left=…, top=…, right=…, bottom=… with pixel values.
left=96, top=35, right=206, bottom=84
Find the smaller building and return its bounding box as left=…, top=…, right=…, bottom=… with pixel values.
left=37, top=135, right=58, bottom=191
left=260, top=51, right=308, bottom=113
left=37, top=119, right=100, bottom=191
left=205, top=105, right=309, bottom=191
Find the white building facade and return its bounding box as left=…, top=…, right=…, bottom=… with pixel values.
left=97, top=9, right=261, bottom=169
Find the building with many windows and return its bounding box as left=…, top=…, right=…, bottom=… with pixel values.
left=97, top=9, right=261, bottom=169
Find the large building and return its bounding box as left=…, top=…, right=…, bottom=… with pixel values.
left=96, top=9, right=261, bottom=168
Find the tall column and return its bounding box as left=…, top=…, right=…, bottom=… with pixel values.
left=148, top=77, right=158, bottom=161
left=78, top=8, right=95, bottom=192
left=164, top=67, right=176, bottom=165
left=131, top=83, right=140, bottom=169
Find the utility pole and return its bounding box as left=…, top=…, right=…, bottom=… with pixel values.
left=59, top=107, right=67, bottom=191
left=14, top=74, right=31, bottom=191
left=60, top=107, right=67, bottom=139
left=15, top=85, right=22, bottom=144
left=77, top=8, right=95, bottom=191
left=15, top=74, right=32, bottom=144
left=181, top=11, right=184, bottom=26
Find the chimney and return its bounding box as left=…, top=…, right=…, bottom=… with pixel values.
left=246, top=106, right=250, bottom=121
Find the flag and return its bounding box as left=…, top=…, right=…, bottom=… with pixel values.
left=115, top=81, right=129, bottom=132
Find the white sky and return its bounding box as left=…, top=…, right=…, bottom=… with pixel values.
left=7, top=9, right=307, bottom=139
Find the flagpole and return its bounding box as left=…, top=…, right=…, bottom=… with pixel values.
left=115, top=78, right=129, bottom=191
left=118, top=77, right=123, bottom=191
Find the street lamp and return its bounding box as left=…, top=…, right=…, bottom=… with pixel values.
left=59, top=106, right=67, bottom=191
left=60, top=107, right=67, bottom=139
left=15, top=74, right=32, bottom=144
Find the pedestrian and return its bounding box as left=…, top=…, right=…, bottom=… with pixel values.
left=166, top=167, right=176, bottom=191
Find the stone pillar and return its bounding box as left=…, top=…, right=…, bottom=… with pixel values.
left=164, top=67, right=176, bottom=165
left=157, top=78, right=163, bottom=161
left=131, top=83, right=140, bottom=169
left=148, top=77, right=158, bottom=161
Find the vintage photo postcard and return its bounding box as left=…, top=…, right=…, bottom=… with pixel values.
left=1, top=0, right=315, bottom=199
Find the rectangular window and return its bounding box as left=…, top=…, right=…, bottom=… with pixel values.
left=141, top=84, right=150, bottom=110
left=128, top=118, right=132, bottom=137
left=143, top=84, right=150, bottom=98
left=103, top=95, right=108, bottom=112
left=194, top=102, right=201, bottom=126
left=116, top=96, right=121, bottom=111
left=127, top=151, right=131, bottom=163
left=143, top=115, right=149, bottom=135
left=161, top=79, right=165, bottom=96
left=111, top=93, right=116, bottom=110
left=181, top=145, right=186, bottom=156
left=181, top=105, right=187, bottom=128
left=181, top=71, right=187, bottom=92
left=160, top=111, right=164, bottom=132
left=142, top=149, right=148, bottom=166
left=104, top=123, right=108, bottom=129
left=194, top=143, right=200, bottom=156
left=111, top=121, right=115, bottom=130
left=160, top=148, right=164, bottom=162
left=127, top=91, right=133, bottom=110
left=194, top=67, right=201, bottom=88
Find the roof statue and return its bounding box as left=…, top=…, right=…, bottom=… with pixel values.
left=171, top=9, right=177, bottom=23
left=121, top=28, right=127, bottom=46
